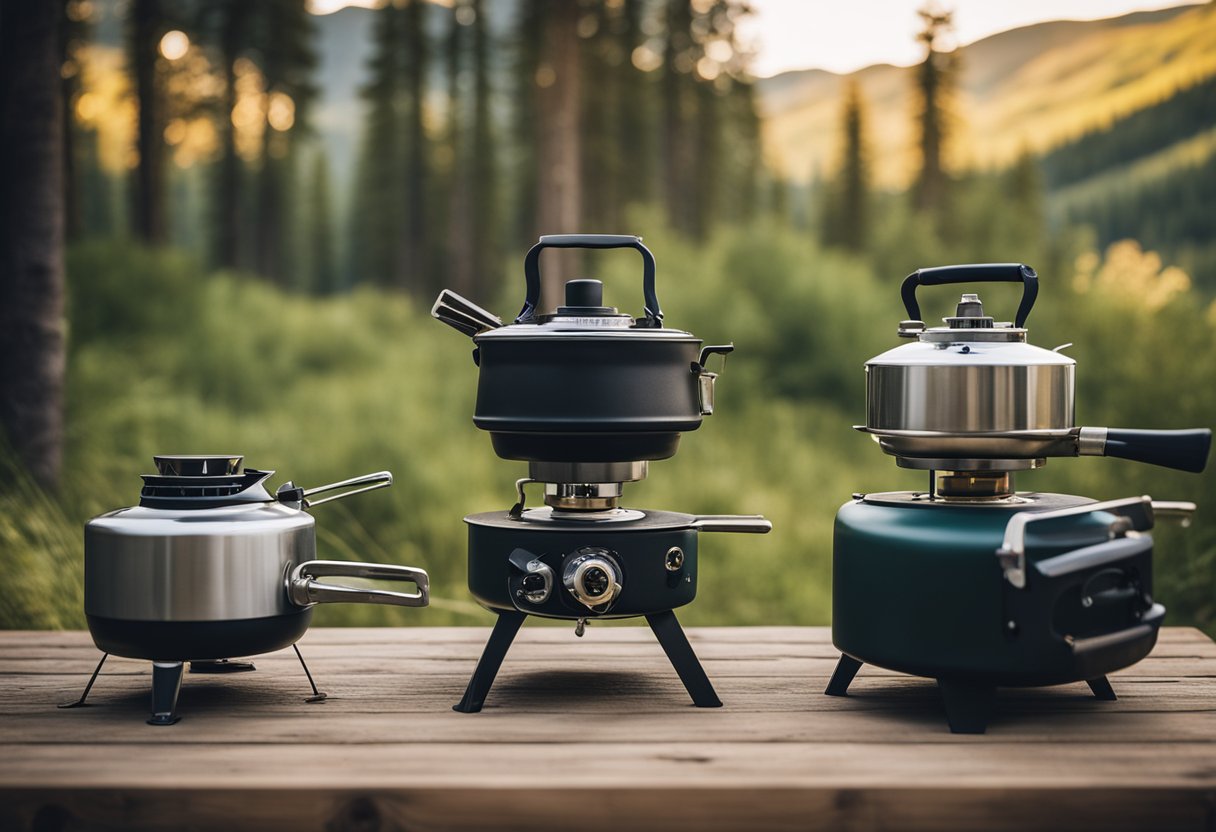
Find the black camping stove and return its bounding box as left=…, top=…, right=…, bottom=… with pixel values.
left=454, top=465, right=771, bottom=712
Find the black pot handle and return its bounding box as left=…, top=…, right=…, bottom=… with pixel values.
left=518, top=234, right=661, bottom=326
left=1101, top=428, right=1212, bottom=473
left=901, top=263, right=1038, bottom=328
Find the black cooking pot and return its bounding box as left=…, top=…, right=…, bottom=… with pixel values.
left=433, top=234, right=732, bottom=463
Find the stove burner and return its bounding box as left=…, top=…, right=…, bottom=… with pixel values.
left=515, top=506, right=647, bottom=523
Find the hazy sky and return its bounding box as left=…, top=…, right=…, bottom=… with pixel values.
left=740, top=0, right=1204, bottom=77
left=308, top=1, right=1203, bottom=78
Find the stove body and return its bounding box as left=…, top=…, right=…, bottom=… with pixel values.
left=832, top=490, right=1161, bottom=695
left=453, top=463, right=769, bottom=713
left=467, top=508, right=699, bottom=619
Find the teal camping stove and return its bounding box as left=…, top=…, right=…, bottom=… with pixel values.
left=828, top=264, right=1211, bottom=733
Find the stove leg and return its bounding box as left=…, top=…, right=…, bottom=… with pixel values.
left=148, top=661, right=184, bottom=726
left=646, top=610, right=722, bottom=708
left=293, top=643, right=328, bottom=703
left=937, top=679, right=994, bottom=734
left=825, top=654, right=863, bottom=697
left=454, top=611, right=526, bottom=713
left=1087, top=676, right=1117, bottom=701
left=58, top=653, right=109, bottom=709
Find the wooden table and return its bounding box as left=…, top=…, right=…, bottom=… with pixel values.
left=2, top=626, right=1214, bottom=831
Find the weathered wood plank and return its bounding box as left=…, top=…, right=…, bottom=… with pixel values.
left=3, top=785, right=1213, bottom=832
left=2, top=627, right=1214, bottom=832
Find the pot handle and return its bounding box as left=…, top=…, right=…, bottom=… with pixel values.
left=276, top=471, right=393, bottom=508
left=901, top=263, right=1038, bottom=328
left=1076, top=427, right=1212, bottom=473
left=288, top=560, right=429, bottom=608
left=518, top=234, right=661, bottom=326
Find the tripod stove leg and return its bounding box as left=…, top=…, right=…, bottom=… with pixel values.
left=293, top=643, right=328, bottom=703
left=148, top=661, right=184, bottom=726
left=454, top=611, right=526, bottom=714
left=1087, top=676, right=1117, bottom=701
left=58, top=653, right=109, bottom=709
left=937, top=678, right=995, bottom=734
left=825, top=654, right=863, bottom=697
left=646, top=610, right=722, bottom=708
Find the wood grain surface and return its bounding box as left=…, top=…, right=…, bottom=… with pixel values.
left=1, top=626, right=1214, bottom=831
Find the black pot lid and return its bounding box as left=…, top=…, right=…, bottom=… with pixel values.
left=475, top=278, right=698, bottom=342
left=140, top=455, right=274, bottom=508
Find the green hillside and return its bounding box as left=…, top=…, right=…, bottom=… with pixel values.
left=759, top=3, right=1216, bottom=186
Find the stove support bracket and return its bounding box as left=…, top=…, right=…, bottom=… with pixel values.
left=646, top=610, right=722, bottom=708
left=453, top=610, right=527, bottom=713
left=1087, top=675, right=1117, bottom=700
left=937, top=678, right=994, bottom=734
left=148, top=661, right=184, bottom=726
left=58, top=653, right=109, bottom=709
left=824, top=653, right=863, bottom=697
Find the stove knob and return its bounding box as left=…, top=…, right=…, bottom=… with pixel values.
left=563, top=549, right=623, bottom=610
left=512, top=556, right=554, bottom=605
left=665, top=546, right=685, bottom=572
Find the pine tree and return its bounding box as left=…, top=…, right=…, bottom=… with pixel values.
left=129, top=0, right=167, bottom=243
left=253, top=0, right=317, bottom=285
left=0, top=0, right=67, bottom=486
left=400, top=0, right=431, bottom=295
left=534, top=0, right=583, bottom=308
left=351, top=3, right=405, bottom=287
left=308, top=149, right=337, bottom=293
left=911, top=4, right=955, bottom=215
left=207, top=0, right=251, bottom=271
left=468, top=0, right=497, bottom=298
left=823, top=80, right=869, bottom=251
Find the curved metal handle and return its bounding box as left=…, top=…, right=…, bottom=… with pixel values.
left=901, top=263, right=1038, bottom=328
left=518, top=234, right=661, bottom=326
left=277, top=471, right=393, bottom=508
left=997, top=495, right=1155, bottom=589
left=288, top=560, right=429, bottom=608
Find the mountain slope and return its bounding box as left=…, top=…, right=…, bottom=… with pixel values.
left=758, top=3, right=1216, bottom=186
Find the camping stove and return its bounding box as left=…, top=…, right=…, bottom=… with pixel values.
left=454, top=462, right=771, bottom=712
left=828, top=264, right=1210, bottom=733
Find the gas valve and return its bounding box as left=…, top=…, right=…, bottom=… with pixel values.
left=562, top=548, right=622, bottom=611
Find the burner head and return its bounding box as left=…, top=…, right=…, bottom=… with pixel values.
left=527, top=461, right=648, bottom=511
left=934, top=470, right=1015, bottom=501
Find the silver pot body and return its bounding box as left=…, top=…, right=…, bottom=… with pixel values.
left=866, top=339, right=1075, bottom=434
left=85, top=502, right=315, bottom=622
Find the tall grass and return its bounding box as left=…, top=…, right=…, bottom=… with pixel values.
left=2, top=227, right=1213, bottom=634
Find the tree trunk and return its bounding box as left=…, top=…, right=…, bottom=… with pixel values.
left=401, top=0, right=430, bottom=294
left=130, top=0, right=166, bottom=243
left=534, top=0, right=582, bottom=311
left=0, top=0, right=67, bottom=488
left=468, top=0, right=497, bottom=299
left=213, top=0, right=246, bottom=270
left=445, top=4, right=474, bottom=295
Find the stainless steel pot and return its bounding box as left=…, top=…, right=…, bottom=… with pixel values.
left=860, top=264, right=1211, bottom=471
left=84, top=455, right=428, bottom=662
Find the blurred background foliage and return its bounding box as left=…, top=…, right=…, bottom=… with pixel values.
left=0, top=0, right=1213, bottom=633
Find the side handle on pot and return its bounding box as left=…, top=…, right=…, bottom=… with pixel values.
left=288, top=560, right=429, bottom=608
left=694, top=344, right=734, bottom=416
left=276, top=471, right=393, bottom=508
left=901, top=263, right=1038, bottom=328
left=518, top=234, right=661, bottom=327
left=1076, top=427, right=1212, bottom=474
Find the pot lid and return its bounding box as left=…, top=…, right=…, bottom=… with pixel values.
left=474, top=277, right=698, bottom=341
left=435, top=234, right=700, bottom=343
left=139, top=454, right=276, bottom=509
left=867, top=263, right=1073, bottom=368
